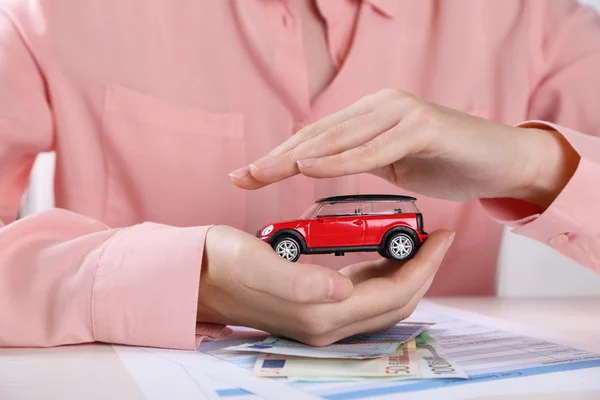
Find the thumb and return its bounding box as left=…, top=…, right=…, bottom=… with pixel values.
left=392, top=229, right=455, bottom=287
left=244, top=247, right=354, bottom=303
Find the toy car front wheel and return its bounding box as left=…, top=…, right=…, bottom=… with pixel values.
left=273, top=236, right=301, bottom=262
left=387, top=232, right=416, bottom=261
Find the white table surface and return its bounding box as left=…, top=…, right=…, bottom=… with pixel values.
left=1, top=297, right=599, bottom=400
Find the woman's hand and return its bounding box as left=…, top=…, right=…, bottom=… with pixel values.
left=197, top=225, right=454, bottom=346
left=230, top=89, right=579, bottom=208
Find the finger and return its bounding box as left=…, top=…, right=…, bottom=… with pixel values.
left=390, top=229, right=454, bottom=287
left=318, top=229, right=455, bottom=326
left=339, top=258, right=399, bottom=285
left=237, top=243, right=354, bottom=303
left=230, top=89, right=421, bottom=189
left=228, top=165, right=267, bottom=190
left=292, top=109, right=398, bottom=159
left=311, top=273, right=435, bottom=346
left=294, top=124, right=410, bottom=178
left=261, top=94, right=377, bottom=159
left=229, top=95, right=378, bottom=190
left=249, top=109, right=400, bottom=185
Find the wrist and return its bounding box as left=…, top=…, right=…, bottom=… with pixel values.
left=196, top=226, right=228, bottom=325
left=513, top=127, right=580, bottom=209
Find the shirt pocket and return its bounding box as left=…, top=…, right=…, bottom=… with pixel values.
left=101, top=85, right=246, bottom=228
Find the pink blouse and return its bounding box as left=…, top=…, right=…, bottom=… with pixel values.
left=1, top=0, right=599, bottom=349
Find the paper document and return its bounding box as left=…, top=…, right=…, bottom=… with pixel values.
left=114, top=302, right=600, bottom=399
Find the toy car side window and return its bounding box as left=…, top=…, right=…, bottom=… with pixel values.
left=361, top=202, right=371, bottom=214
left=364, top=201, right=396, bottom=215
left=316, top=202, right=360, bottom=217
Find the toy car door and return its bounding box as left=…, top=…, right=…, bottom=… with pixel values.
left=308, top=202, right=365, bottom=248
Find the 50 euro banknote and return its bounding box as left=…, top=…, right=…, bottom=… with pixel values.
left=253, top=341, right=419, bottom=378
left=414, top=331, right=467, bottom=379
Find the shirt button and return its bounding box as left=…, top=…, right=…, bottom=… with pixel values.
left=549, top=233, right=570, bottom=247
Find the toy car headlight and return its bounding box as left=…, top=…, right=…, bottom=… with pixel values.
left=261, top=225, right=274, bottom=236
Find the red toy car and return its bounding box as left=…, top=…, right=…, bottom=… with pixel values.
left=257, top=195, right=428, bottom=262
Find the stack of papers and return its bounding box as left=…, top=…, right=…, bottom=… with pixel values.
left=113, top=302, right=600, bottom=399
left=222, top=323, right=468, bottom=381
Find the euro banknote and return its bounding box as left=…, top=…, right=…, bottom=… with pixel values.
left=253, top=341, right=419, bottom=378
left=415, top=331, right=468, bottom=379
left=223, top=322, right=433, bottom=359
left=253, top=333, right=468, bottom=380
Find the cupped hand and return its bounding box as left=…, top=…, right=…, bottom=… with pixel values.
left=196, top=225, right=454, bottom=346
left=230, top=89, right=579, bottom=208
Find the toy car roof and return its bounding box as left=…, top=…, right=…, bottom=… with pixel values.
left=316, top=194, right=417, bottom=203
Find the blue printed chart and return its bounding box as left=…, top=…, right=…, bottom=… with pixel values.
left=116, top=302, right=600, bottom=399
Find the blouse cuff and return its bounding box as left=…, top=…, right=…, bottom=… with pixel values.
left=195, top=324, right=233, bottom=349
left=91, top=222, right=220, bottom=349
left=480, top=121, right=600, bottom=272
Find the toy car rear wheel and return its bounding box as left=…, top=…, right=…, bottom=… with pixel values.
left=272, top=236, right=301, bottom=262
left=387, top=232, right=416, bottom=261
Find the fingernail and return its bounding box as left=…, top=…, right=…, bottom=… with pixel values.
left=251, top=156, right=277, bottom=171
left=228, top=166, right=251, bottom=179
left=328, top=274, right=353, bottom=300
left=298, top=158, right=319, bottom=169
left=446, top=232, right=456, bottom=250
